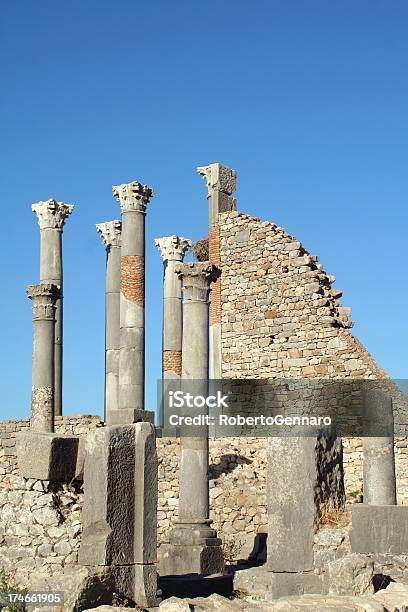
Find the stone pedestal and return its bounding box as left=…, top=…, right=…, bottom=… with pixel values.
left=26, top=283, right=60, bottom=432
left=32, top=199, right=74, bottom=417
left=155, top=235, right=191, bottom=432
left=351, top=505, right=408, bottom=554
left=111, top=182, right=153, bottom=424
left=267, top=433, right=344, bottom=594
left=362, top=388, right=397, bottom=505
left=16, top=431, right=83, bottom=481
left=161, top=263, right=224, bottom=576
left=96, top=220, right=122, bottom=424
left=78, top=422, right=159, bottom=606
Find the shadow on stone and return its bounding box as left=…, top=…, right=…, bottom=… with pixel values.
left=373, top=573, right=395, bottom=592
left=209, top=454, right=252, bottom=480
left=158, top=573, right=233, bottom=599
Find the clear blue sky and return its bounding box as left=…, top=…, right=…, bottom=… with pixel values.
left=1, top=1, right=407, bottom=421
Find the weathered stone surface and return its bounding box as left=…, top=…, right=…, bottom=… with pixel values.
left=159, top=542, right=224, bottom=576
left=233, top=566, right=324, bottom=599
left=265, top=594, right=385, bottom=611
left=362, top=389, right=397, bottom=506
left=372, top=581, right=408, bottom=611
left=327, top=553, right=374, bottom=595
left=267, top=433, right=344, bottom=573
left=79, top=422, right=157, bottom=566
left=16, top=432, right=82, bottom=481
left=351, top=506, right=408, bottom=554
left=158, top=596, right=192, bottom=611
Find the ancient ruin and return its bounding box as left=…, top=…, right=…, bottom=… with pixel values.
left=1, top=163, right=408, bottom=610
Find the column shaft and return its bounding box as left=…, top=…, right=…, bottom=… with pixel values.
left=111, top=182, right=153, bottom=425
left=363, top=389, right=397, bottom=505
left=96, top=220, right=122, bottom=424
left=155, top=236, right=191, bottom=430
left=27, top=283, right=60, bottom=433
left=105, top=245, right=121, bottom=420
left=197, top=163, right=237, bottom=381
left=32, top=199, right=74, bottom=417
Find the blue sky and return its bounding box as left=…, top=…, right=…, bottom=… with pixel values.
left=1, top=1, right=407, bottom=420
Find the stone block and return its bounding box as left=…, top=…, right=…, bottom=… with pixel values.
left=351, top=505, right=408, bottom=554
left=327, top=553, right=374, bottom=595
left=16, top=432, right=83, bottom=482
left=27, top=564, right=160, bottom=610
left=267, top=434, right=344, bottom=573
left=158, top=543, right=224, bottom=577
left=107, top=408, right=154, bottom=425
left=79, top=422, right=157, bottom=567
left=232, top=566, right=324, bottom=599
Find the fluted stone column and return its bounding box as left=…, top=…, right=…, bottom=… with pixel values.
left=96, top=220, right=122, bottom=425
left=111, top=181, right=153, bottom=425
left=26, top=283, right=60, bottom=432
left=32, top=199, right=74, bottom=417
left=160, top=262, right=224, bottom=576
left=363, top=388, right=397, bottom=505
left=197, top=164, right=236, bottom=381
left=155, top=235, right=191, bottom=428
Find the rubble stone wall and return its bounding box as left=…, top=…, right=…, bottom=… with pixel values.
left=0, top=416, right=100, bottom=586
left=1, top=414, right=408, bottom=587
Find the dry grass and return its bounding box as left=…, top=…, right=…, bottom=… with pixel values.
left=318, top=503, right=351, bottom=528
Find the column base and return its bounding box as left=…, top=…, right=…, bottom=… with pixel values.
left=159, top=542, right=224, bottom=577
left=106, top=409, right=155, bottom=425
left=159, top=520, right=224, bottom=576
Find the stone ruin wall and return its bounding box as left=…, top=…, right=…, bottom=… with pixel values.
left=2, top=208, right=408, bottom=586
left=1, top=415, right=408, bottom=586
left=0, top=416, right=269, bottom=584
left=216, top=209, right=408, bottom=500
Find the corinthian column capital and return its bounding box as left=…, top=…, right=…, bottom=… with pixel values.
left=96, top=220, right=122, bottom=249
left=26, top=283, right=60, bottom=320
left=112, top=181, right=153, bottom=214
left=175, top=262, right=218, bottom=303
left=155, top=235, right=192, bottom=263
left=32, top=199, right=75, bottom=230
left=197, top=163, right=237, bottom=196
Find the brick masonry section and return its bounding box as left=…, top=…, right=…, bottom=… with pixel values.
left=120, top=255, right=144, bottom=307
left=209, top=224, right=221, bottom=325
left=163, top=350, right=182, bottom=376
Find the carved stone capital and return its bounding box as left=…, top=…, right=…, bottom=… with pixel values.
left=26, top=283, right=60, bottom=320
left=96, top=220, right=122, bottom=248
left=32, top=199, right=75, bottom=230
left=112, top=181, right=153, bottom=214
left=197, top=163, right=237, bottom=195
left=175, top=262, right=218, bottom=302
left=155, top=235, right=192, bottom=262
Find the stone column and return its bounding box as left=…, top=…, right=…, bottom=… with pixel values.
left=96, top=220, right=122, bottom=425
left=111, top=181, right=153, bottom=425
left=154, top=235, right=191, bottom=428
left=32, top=199, right=74, bottom=417
left=363, top=388, right=397, bottom=505
left=160, top=262, right=224, bottom=576
left=197, top=164, right=236, bottom=380
left=26, top=283, right=60, bottom=433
